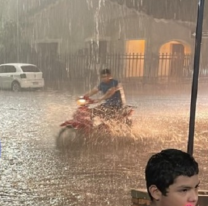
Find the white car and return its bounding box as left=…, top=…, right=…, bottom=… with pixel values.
left=0, top=63, right=45, bottom=91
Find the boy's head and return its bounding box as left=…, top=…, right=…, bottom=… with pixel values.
left=145, top=149, right=199, bottom=206
left=100, top=68, right=111, bottom=83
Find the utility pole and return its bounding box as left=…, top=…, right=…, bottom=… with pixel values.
left=187, top=0, right=205, bottom=155
left=16, top=0, right=20, bottom=62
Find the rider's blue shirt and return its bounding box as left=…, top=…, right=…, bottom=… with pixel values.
left=98, top=79, right=123, bottom=107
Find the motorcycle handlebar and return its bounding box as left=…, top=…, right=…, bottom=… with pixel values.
left=82, top=96, right=95, bottom=104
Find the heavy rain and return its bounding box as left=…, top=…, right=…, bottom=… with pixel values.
left=0, top=0, right=208, bottom=206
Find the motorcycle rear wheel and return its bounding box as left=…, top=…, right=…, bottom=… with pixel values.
left=56, top=127, right=82, bottom=149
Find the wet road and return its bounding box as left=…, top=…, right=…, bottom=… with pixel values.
left=1, top=89, right=208, bottom=206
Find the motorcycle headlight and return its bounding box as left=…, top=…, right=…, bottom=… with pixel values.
left=77, top=98, right=86, bottom=106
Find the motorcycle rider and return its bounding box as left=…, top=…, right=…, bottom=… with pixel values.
left=83, top=68, right=126, bottom=118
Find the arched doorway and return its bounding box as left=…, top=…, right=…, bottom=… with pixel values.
left=158, top=40, right=191, bottom=79
left=125, top=40, right=146, bottom=77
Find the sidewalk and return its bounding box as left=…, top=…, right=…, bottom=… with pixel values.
left=44, top=79, right=208, bottom=98
left=123, top=81, right=208, bottom=97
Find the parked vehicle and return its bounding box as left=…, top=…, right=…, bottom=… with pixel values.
left=56, top=96, right=135, bottom=149
left=0, top=63, right=44, bottom=92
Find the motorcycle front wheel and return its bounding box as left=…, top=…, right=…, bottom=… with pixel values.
left=56, top=127, right=82, bottom=149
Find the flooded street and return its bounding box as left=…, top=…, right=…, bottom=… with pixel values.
left=1, top=88, right=208, bottom=206
left=0, top=0, right=207, bottom=205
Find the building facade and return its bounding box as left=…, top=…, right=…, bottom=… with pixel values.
left=2, top=0, right=208, bottom=84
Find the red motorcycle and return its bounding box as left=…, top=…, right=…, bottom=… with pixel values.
left=56, top=96, right=135, bottom=149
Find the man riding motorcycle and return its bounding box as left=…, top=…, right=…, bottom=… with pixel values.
left=83, top=68, right=126, bottom=119
left=56, top=69, right=133, bottom=149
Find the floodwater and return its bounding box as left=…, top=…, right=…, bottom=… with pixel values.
left=1, top=88, right=208, bottom=206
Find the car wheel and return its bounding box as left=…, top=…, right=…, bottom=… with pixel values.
left=12, top=81, right=21, bottom=92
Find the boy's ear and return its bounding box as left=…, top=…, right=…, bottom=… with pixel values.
left=149, top=185, right=162, bottom=201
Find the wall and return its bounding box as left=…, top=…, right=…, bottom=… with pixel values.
left=19, top=0, right=197, bottom=56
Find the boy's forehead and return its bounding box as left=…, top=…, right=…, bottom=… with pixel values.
left=171, top=175, right=199, bottom=188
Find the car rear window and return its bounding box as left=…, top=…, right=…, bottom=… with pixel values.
left=21, top=65, right=40, bottom=72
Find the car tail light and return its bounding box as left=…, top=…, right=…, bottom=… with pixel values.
left=20, top=73, right=26, bottom=78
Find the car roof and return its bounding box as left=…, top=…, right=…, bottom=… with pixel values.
left=0, top=63, right=37, bottom=67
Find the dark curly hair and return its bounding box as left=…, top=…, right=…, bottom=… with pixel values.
left=100, top=68, right=111, bottom=75
left=145, top=149, right=199, bottom=200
